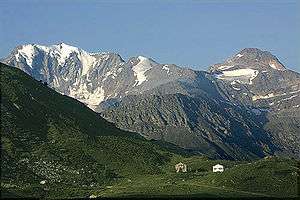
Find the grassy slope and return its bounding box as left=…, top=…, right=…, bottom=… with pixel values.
left=91, top=156, right=298, bottom=198
left=1, top=63, right=299, bottom=198
left=0, top=63, right=176, bottom=197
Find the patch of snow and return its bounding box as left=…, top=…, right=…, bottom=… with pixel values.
left=232, top=86, right=241, bottom=91
left=252, top=93, right=275, bottom=101
left=268, top=61, right=285, bottom=71
left=35, top=44, right=50, bottom=52
left=49, top=43, right=80, bottom=65
left=236, top=53, right=243, bottom=58
left=253, top=92, right=292, bottom=101
left=230, top=80, right=241, bottom=85
left=132, top=56, right=153, bottom=86
left=215, top=68, right=259, bottom=84
left=69, top=84, right=106, bottom=110
left=20, top=43, right=97, bottom=75
left=79, top=51, right=96, bottom=75
left=53, top=76, right=60, bottom=87
left=293, top=105, right=299, bottom=108
left=269, top=63, right=278, bottom=70
left=217, top=65, right=235, bottom=70
left=222, top=69, right=257, bottom=77
left=162, top=65, right=170, bottom=73
left=17, top=45, right=36, bottom=67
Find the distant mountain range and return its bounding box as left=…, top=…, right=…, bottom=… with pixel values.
left=2, top=43, right=300, bottom=159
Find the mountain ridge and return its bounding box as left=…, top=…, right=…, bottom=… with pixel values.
left=2, top=43, right=300, bottom=159
left=3, top=43, right=297, bottom=111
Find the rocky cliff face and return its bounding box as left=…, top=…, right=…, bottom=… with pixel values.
left=208, top=48, right=300, bottom=158
left=3, top=44, right=300, bottom=159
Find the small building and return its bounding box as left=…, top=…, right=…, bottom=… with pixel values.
left=175, top=162, right=187, bottom=173
left=213, top=164, right=224, bottom=172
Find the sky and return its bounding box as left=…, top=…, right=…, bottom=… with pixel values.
left=0, top=0, right=299, bottom=72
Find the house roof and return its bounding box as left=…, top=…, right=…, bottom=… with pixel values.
left=213, top=164, right=223, bottom=167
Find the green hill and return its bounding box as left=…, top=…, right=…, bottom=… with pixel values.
left=1, top=62, right=298, bottom=198
left=0, top=62, right=180, bottom=197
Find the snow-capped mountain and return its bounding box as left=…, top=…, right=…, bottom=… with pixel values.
left=2, top=43, right=197, bottom=111
left=209, top=48, right=300, bottom=112
left=2, top=43, right=300, bottom=159
left=3, top=43, right=124, bottom=110
left=210, top=48, right=286, bottom=73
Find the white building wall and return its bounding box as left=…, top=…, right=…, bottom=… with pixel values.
left=213, top=164, right=224, bottom=172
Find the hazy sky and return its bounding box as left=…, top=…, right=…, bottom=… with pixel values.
left=0, top=0, right=299, bottom=71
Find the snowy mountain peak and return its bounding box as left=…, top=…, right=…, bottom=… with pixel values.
left=235, top=48, right=285, bottom=70
left=136, top=55, right=157, bottom=64
left=210, top=48, right=286, bottom=73
left=209, top=48, right=287, bottom=85
left=137, top=55, right=148, bottom=62
left=240, top=47, right=270, bottom=54
left=13, top=43, right=85, bottom=68
left=52, top=42, right=79, bottom=52
left=132, top=56, right=154, bottom=86
left=232, top=48, right=274, bottom=62
left=56, top=42, right=70, bottom=46
left=15, top=44, right=36, bottom=67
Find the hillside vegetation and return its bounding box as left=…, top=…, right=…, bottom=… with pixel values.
left=1, top=63, right=177, bottom=197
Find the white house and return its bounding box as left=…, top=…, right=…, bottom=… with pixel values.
left=213, top=164, right=224, bottom=172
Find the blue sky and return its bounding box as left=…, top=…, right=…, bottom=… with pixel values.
left=0, top=0, right=299, bottom=71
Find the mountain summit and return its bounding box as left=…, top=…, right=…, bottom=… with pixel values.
left=210, top=48, right=286, bottom=73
